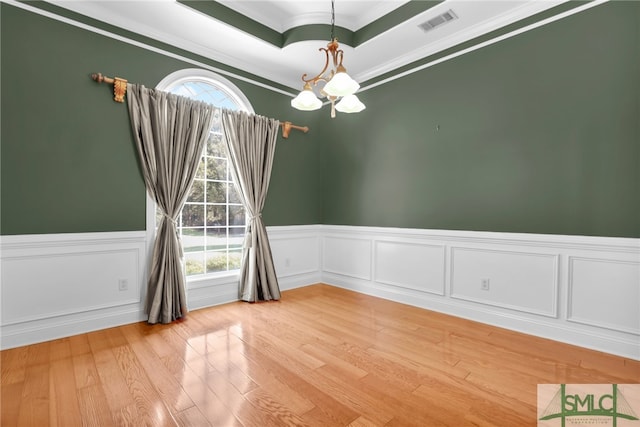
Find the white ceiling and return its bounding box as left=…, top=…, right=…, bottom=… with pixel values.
left=47, top=0, right=569, bottom=92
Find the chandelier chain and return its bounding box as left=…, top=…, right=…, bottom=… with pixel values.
left=330, top=0, right=335, bottom=40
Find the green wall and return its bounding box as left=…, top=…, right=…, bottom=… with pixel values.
left=321, top=1, right=639, bottom=237
left=0, top=3, right=322, bottom=235
left=2, top=2, right=638, bottom=238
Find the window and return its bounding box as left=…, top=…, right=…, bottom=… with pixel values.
left=154, top=69, right=254, bottom=277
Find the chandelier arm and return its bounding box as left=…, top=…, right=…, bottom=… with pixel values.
left=301, top=47, right=332, bottom=85
left=334, top=49, right=344, bottom=68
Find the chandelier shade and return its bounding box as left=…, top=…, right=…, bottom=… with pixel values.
left=323, top=68, right=360, bottom=97
left=335, top=94, right=366, bottom=113
left=290, top=0, right=365, bottom=118
left=291, top=83, right=322, bottom=111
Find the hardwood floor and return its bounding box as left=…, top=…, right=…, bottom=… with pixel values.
left=2, top=284, right=638, bottom=426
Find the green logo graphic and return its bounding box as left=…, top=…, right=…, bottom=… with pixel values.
left=539, top=384, right=639, bottom=427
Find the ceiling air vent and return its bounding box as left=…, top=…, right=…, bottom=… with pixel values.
left=418, top=9, right=458, bottom=33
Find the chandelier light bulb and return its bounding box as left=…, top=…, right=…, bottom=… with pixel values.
left=335, top=94, right=366, bottom=113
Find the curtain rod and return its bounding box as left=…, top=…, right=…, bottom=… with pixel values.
left=90, top=72, right=309, bottom=139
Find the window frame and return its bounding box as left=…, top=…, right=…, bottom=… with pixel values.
left=146, top=68, right=254, bottom=285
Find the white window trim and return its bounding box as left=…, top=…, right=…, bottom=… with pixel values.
left=155, top=68, right=255, bottom=114
left=145, top=68, right=254, bottom=286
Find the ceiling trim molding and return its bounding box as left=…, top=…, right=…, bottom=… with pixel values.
left=215, top=0, right=414, bottom=33
left=178, top=0, right=443, bottom=48
left=7, top=0, right=609, bottom=102
left=282, top=25, right=353, bottom=48
left=6, top=0, right=296, bottom=97
left=354, top=0, right=444, bottom=46
left=177, top=0, right=282, bottom=47
left=359, top=0, right=609, bottom=93
left=359, top=0, right=601, bottom=87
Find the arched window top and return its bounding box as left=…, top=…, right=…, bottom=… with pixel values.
left=156, top=68, right=254, bottom=113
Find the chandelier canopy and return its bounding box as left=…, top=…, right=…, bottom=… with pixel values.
left=290, top=0, right=365, bottom=118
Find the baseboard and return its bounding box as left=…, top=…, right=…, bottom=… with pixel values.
left=0, top=303, right=147, bottom=350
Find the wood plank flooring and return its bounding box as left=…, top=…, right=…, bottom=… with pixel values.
left=2, top=284, right=638, bottom=426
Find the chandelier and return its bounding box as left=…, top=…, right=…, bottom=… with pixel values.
left=290, top=0, right=366, bottom=118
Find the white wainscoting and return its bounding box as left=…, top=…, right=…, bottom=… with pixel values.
left=321, top=225, right=640, bottom=360
left=268, top=225, right=322, bottom=290
left=323, top=236, right=372, bottom=281
left=1, top=232, right=148, bottom=349
left=2, top=225, right=638, bottom=360
left=450, top=247, right=559, bottom=317
left=567, top=256, right=640, bottom=335
left=0, top=226, right=323, bottom=350
left=375, top=239, right=446, bottom=295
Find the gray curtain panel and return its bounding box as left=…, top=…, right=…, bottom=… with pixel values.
left=127, top=83, right=217, bottom=324
left=222, top=110, right=281, bottom=302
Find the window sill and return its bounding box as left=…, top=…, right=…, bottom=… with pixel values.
left=186, top=271, right=240, bottom=290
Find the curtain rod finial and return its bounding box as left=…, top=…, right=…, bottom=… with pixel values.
left=279, top=121, right=309, bottom=139
left=91, top=72, right=127, bottom=102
